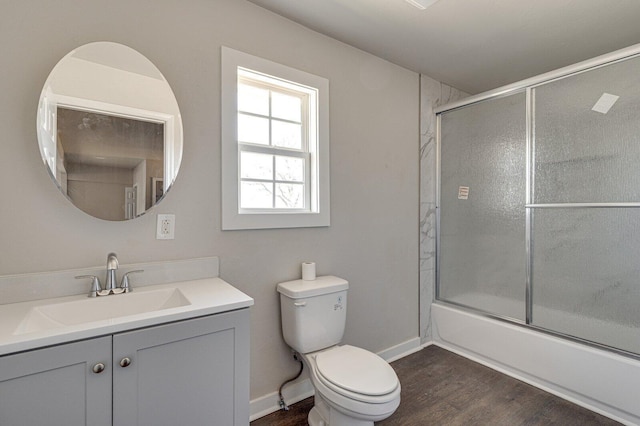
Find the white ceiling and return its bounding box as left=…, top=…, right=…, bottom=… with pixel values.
left=248, top=0, right=640, bottom=94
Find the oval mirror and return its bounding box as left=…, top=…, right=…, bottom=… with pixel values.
left=36, top=42, right=183, bottom=221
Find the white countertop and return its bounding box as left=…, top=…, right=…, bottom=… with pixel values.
left=0, top=277, right=253, bottom=356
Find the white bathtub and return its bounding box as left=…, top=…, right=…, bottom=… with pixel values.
left=432, top=303, right=640, bottom=425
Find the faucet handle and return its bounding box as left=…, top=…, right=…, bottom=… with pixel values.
left=120, top=270, right=144, bottom=293
left=75, top=275, right=103, bottom=298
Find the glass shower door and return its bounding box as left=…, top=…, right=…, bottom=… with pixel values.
left=531, top=54, right=640, bottom=354
left=438, top=92, right=527, bottom=321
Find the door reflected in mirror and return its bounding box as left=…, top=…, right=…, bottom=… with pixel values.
left=37, top=42, right=183, bottom=221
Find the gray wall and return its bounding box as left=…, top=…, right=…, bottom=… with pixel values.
left=0, top=0, right=419, bottom=400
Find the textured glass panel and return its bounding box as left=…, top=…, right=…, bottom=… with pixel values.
left=238, top=114, right=269, bottom=145
left=534, top=55, right=640, bottom=203
left=240, top=152, right=273, bottom=180
left=275, top=183, right=304, bottom=208
left=238, top=84, right=269, bottom=116
left=275, top=156, right=304, bottom=182
left=272, top=92, right=302, bottom=122
left=439, top=92, right=527, bottom=320
left=532, top=208, right=640, bottom=354
left=272, top=120, right=302, bottom=149
left=241, top=181, right=272, bottom=208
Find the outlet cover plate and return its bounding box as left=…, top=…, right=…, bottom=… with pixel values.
left=156, top=214, right=175, bottom=240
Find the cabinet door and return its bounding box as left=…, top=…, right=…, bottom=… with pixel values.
left=0, top=336, right=112, bottom=426
left=113, top=310, right=250, bottom=426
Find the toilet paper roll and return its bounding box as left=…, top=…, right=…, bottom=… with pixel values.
left=302, top=262, right=316, bottom=281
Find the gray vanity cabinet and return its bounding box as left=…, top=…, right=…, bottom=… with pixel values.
left=0, top=309, right=250, bottom=426
left=0, top=336, right=113, bottom=426
left=113, top=309, right=250, bottom=426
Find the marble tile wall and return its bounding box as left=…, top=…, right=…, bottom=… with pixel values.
left=420, top=75, right=469, bottom=343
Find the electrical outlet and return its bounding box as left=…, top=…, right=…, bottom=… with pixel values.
left=156, top=214, right=175, bottom=240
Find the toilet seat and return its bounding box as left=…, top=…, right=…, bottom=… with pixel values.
left=313, top=345, right=399, bottom=403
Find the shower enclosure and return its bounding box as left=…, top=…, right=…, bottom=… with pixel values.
left=436, top=47, right=640, bottom=358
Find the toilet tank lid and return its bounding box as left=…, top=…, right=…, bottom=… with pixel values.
left=277, top=275, right=348, bottom=299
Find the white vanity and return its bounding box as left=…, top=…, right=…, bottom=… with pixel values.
left=0, top=257, right=253, bottom=426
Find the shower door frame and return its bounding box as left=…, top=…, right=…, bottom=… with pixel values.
left=434, top=42, right=640, bottom=360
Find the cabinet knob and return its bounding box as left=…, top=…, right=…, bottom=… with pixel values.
left=120, top=357, right=132, bottom=368
left=92, top=362, right=106, bottom=374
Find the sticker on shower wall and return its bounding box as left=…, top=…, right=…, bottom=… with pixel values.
left=458, top=186, right=469, bottom=200
left=591, top=93, right=619, bottom=114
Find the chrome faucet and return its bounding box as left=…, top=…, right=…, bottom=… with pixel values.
left=105, top=252, right=119, bottom=292
left=75, top=254, right=143, bottom=297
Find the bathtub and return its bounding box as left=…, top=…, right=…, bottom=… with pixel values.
left=432, top=303, right=640, bottom=425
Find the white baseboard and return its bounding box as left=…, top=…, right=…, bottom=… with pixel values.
left=250, top=336, right=424, bottom=421
left=377, top=336, right=424, bottom=363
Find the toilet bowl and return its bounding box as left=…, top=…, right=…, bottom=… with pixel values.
left=277, top=276, right=401, bottom=425
left=303, top=345, right=401, bottom=426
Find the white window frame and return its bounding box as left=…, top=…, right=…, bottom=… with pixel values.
left=237, top=74, right=311, bottom=212
left=221, top=47, right=330, bottom=230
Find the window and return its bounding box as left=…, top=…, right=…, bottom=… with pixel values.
left=221, top=47, right=330, bottom=230
left=237, top=73, right=309, bottom=210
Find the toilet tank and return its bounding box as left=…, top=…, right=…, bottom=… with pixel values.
left=277, top=276, right=349, bottom=354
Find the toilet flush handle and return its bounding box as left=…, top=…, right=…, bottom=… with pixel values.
left=294, top=301, right=307, bottom=307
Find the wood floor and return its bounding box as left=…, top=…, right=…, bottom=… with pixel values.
left=251, top=345, right=620, bottom=426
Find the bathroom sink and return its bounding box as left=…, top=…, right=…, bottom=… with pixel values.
left=14, top=288, right=191, bottom=335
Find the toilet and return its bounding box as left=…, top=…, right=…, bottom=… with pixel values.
left=277, top=276, right=401, bottom=426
